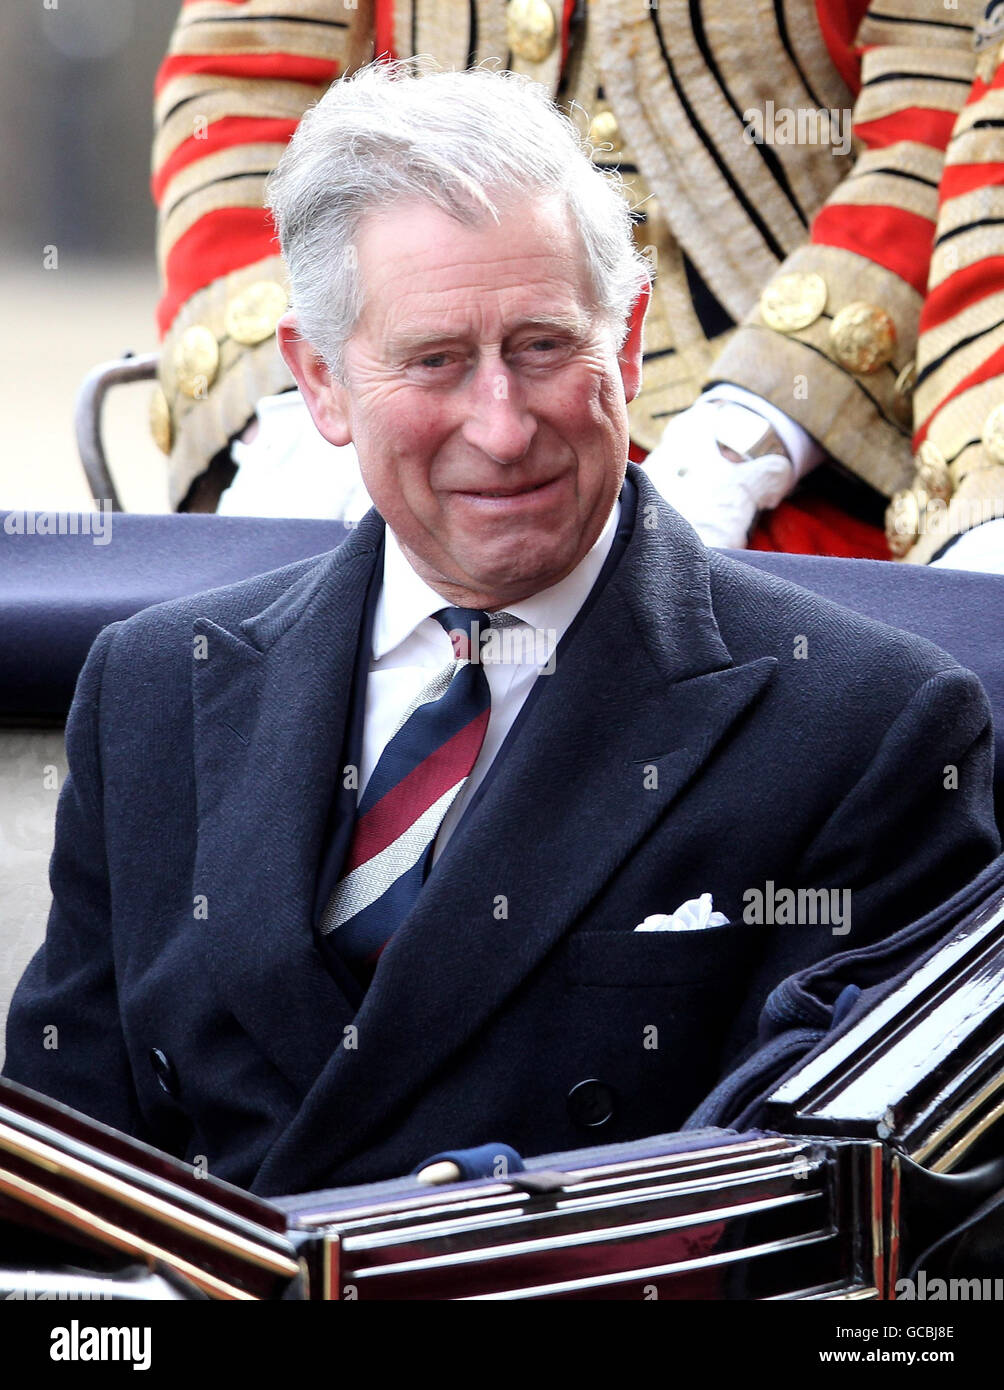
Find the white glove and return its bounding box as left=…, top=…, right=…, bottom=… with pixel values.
left=643, top=387, right=820, bottom=549
left=224, top=390, right=372, bottom=522
left=929, top=516, right=1004, bottom=574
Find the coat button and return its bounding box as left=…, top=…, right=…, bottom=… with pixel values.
left=567, top=1078, right=615, bottom=1129
left=173, top=324, right=219, bottom=399
left=149, top=1048, right=179, bottom=1098
left=506, top=0, right=557, bottom=63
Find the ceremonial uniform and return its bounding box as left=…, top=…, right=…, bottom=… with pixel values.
left=719, top=0, right=1004, bottom=562
left=152, top=0, right=1004, bottom=562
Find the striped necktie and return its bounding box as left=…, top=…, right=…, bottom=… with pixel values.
left=320, top=607, right=507, bottom=975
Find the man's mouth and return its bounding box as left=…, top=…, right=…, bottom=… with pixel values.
left=458, top=477, right=560, bottom=500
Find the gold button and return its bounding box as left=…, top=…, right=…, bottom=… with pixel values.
left=174, top=325, right=219, bottom=399
left=507, top=0, right=557, bottom=63
left=224, top=280, right=289, bottom=347
left=830, top=302, right=897, bottom=374
left=892, top=359, right=917, bottom=429
left=759, top=272, right=827, bottom=333
left=914, top=439, right=952, bottom=502
left=588, top=110, right=620, bottom=150
left=149, top=386, right=173, bottom=455
left=981, top=402, right=1004, bottom=463
left=885, top=490, right=921, bottom=558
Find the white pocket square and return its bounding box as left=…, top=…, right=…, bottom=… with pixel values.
left=634, top=893, right=730, bottom=932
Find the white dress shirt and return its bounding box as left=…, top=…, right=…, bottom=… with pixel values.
left=361, top=501, right=620, bottom=861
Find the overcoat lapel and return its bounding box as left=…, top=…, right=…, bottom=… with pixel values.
left=190, top=514, right=384, bottom=1096
left=252, top=471, right=777, bottom=1194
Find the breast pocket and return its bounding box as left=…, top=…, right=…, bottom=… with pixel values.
left=558, top=923, right=764, bottom=1131
left=566, top=921, right=759, bottom=988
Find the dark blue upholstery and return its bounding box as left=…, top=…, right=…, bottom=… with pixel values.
left=734, top=549, right=1003, bottom=827
left=2, top=513, right=1001, bottom=823
left=0, top=514, right=354, bottom=720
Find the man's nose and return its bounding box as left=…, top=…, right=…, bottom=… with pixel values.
left=460, top=361, right=537, bottom=464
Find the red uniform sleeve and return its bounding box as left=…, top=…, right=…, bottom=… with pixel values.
left=151, top=1, right=372, bottom=506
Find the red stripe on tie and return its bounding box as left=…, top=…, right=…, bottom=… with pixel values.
left=343, top=709, right=490, bottom=874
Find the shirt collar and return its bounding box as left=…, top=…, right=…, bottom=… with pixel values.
left=372, top=500, right=621, bottom=662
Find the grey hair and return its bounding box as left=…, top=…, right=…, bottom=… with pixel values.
left=266, top=57, right=652, bottom=380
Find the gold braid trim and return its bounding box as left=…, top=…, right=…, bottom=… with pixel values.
left=930, top=223, right=1004, bottom=290
left=917, top=287, right=1004, bottom=370
left=590, top=0, right=851, bottom=325
left=854, top=51, right=976, bottom=126
left=857, top=0, right=981, bottom=52
left=909, top=32, right=1004, bottom=557
left=902, top=458, right=1004, bottom=563
left=779, top=0, right=858, bottom=118
left=898, top=370, right=1004, bottom=561
left=392, top=0, right=510, bottom=74
left=951, top=87, right=1004, bottom=139
left=472, top=0, right=512, bottom=68
left=915, top=324, right=1004, bottom=427
left=847, top=142, right=946, bottom=185
left=409, top=0, right=479, bottom=72
left=561, top=4, right=720, bottom=446
left=158, top=176, right=273, bottom=279
left=929, top=184, right=1004, bottom=242
left=712, top=323, right=914, bottom=498
left=158, top=255, right=295, bottom=508
left=824, top=169, right=939, bottom=222
left=168, top=19, right=350, bottom=61
left=948, top=125, right=1004, bottom=167
left=158, top=141, right=291, bottom=225
left=154, top=72, right=327, bottom=129
left=172, top=0, right=349, bottom=34
left=153, top=80, right=327, bottom=178
left=921, top=377, right=1004, bottom=477
left=710, top=242, right=922, bottom=496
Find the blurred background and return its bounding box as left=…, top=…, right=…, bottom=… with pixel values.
left=0, top=0, right=179, bottom=511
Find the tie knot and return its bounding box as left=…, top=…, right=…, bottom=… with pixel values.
left=435, top=607, right=490, bottom=662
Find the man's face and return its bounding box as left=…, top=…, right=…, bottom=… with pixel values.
left=283, top=194, right=645, bottom=609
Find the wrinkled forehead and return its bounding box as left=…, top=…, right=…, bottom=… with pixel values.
left=348, top=192, right=602, bottom=344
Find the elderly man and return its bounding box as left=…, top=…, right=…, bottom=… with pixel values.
left=4, top=63, right=999, bottom=1198
left=153, top=0, right=1004, bottom=568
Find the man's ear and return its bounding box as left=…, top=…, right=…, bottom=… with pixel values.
left=277, top=312, right=353, bottom=447
left=617, top=285, right=649, bottom=404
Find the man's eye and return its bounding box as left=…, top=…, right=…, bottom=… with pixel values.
left=416, top=353, right=452, bottom=369
left=514, top=339, right=570, bottom=360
